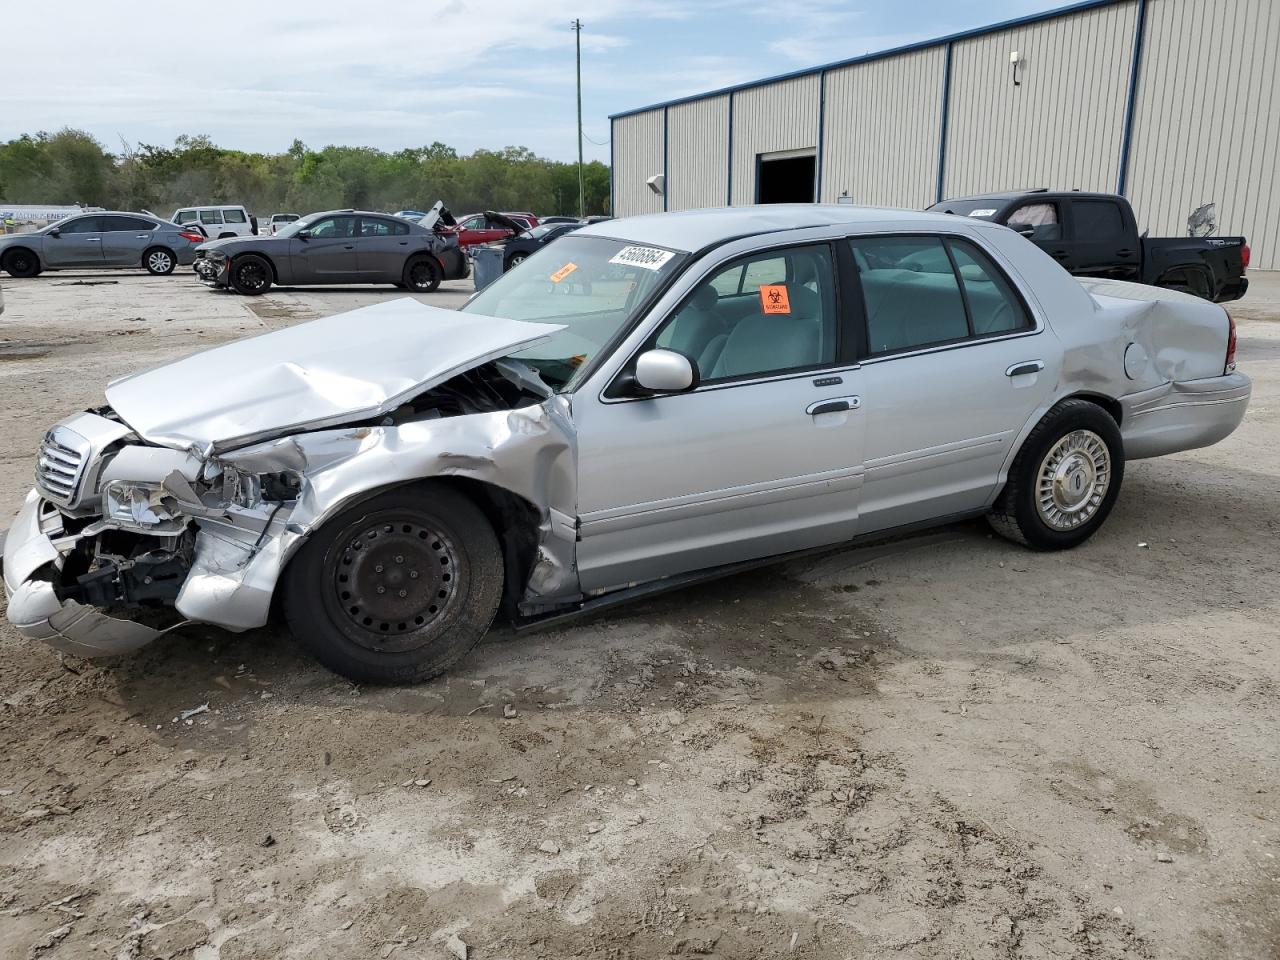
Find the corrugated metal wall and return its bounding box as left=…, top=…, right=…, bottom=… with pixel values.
left=820, top=47, right=946, bottom=208
left=1126, top=0, right=1280, bottom=268
left=667, top=95, right=730, bottom=211
left=611, top=110, right=665, bottom=217
left=730, top=75, right=821, bottom=204
left=943, top=1, right=1138, bottom=197
left=609, top=0, right=1280, bottom=267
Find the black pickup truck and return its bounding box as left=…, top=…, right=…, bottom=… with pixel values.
left=928, top=190, right=1249, bottom=302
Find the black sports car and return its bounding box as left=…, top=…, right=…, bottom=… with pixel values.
left=192, top=209, right=468, bottom=295
left=498, top=221, right=584, bottom=271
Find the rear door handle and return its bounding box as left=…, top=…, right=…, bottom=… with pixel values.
left=1006, top=360, right=1045, bottom=377
left=135, top=234, right=151, bottom=239
left=1116, top=248, right=1135, bottom=257
left=806, top=396, right=861, bottom=416
left=1050, top=250, right=1069, bottom=260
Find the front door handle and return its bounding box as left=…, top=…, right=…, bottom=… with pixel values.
left=806, top=395, right=861, bottom=416
left=1116, top=248, right=1135, bottom=257
left=1006, top=360, right=1045, bottom=377
left=343, top=244, right=354, bottom=250
left=1050, top=250, right=1069, bottom=260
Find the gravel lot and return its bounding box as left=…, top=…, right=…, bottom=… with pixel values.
left=0, top=268, right=1277, bottom=960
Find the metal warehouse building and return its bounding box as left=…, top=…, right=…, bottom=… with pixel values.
left=610, top=0, right=1280, bottom=268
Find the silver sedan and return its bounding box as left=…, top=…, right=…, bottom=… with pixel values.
left=3, top=206, right=1249, bottom=683
left=0, top=212, right=203, bottom=277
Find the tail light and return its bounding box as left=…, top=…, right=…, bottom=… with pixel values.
left=179, top=230, right=204, bottom=244
left=1225, top=311, right=1237, bottom=373
left=1241, top=243, right=1251, bottom=270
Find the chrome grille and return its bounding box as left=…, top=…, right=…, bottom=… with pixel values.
left=36, top=427, right=89, bottom=504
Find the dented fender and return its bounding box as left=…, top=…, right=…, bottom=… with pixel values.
left=177, top=397, right=580, bottom=631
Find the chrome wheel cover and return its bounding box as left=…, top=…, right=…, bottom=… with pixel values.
left=1035, top=429, right=1111, bottom=531
left=148, top=251, right=172, bottom=272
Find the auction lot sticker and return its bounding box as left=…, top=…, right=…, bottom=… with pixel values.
left=609, top=246, right=675, bottom=271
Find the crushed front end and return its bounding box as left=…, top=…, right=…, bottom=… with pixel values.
left=3, top=408, right=296, bottom=657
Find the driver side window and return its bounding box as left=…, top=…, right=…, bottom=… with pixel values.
left=309, top=216, right=355, bottom=239
left=654, top=245, right=837, bottom=383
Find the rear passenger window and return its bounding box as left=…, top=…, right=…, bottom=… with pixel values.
left=223, top=209, right=247, bottom=223
left=947, top=239, right=1032, bottom=335
left=850, top=236, right=1032, bottom=355
left=654, top=245, right=837, bottom=382
left=1072, top=201, right=1125, bottom=241
left=361, top=218, right=410, bottom=237
left=850, top=237, right=968, bottom=354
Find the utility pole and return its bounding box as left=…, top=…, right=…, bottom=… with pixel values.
left=573, top=18, right=585, bottom=218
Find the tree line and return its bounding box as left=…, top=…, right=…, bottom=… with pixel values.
left=0, top=129, right=612, bottom=218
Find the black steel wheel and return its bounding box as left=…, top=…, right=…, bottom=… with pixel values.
left=403, top=254, right=442, bottom=293
left=229, top=254, right=272, bottom=295
left=2, top=248, right=40, bottom=278
left=282, top=484, right=503, bottom=684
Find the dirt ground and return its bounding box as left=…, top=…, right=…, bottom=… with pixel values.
left=0, top=269, right=1277, bottom=960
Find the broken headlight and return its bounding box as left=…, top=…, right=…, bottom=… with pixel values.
left=101, top=480, right=187, bottom=534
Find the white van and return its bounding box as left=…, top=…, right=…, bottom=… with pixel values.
left=171, top=205, right=257, bottom=240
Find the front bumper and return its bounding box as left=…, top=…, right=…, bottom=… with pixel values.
left=1120, top=371, right=1251, bottom=460
left=193, top=257, right=228, bottom=286
left=2, top=491, right=162, bottom=657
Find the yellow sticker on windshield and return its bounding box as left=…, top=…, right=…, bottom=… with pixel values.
left=550, top=262, right=578, bottom=283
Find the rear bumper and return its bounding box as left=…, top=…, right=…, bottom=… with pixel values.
left=2, top=491, right=161, bottom=657
left=1120, top=371, right=1251, bottom=460
left=1217, top=276, right=1249, bottom=302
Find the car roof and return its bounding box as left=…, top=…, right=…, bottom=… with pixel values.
left=574, top=204, right=975, bottom=253
left=935, top=189, right=1121, bottom=205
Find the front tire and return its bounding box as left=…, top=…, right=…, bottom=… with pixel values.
left=403, top=255, right=442, bottom=293
left=2, top=248, right=40, bottom=278
left=506, top=251, right=528, bottom=271
left=144, top=247, right=176, bottom=275
left=229, top=254, right=273, bottom=295
left=282, top=484, right=504, bottom=684
left=987, top=399, right=1124, bottom=550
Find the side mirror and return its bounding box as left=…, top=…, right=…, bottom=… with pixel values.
left=634, top=349, right=698, bottom=394
left=1010, top=222, right=1036, bottom=239
left=48, top=227, right=60, bottom=237
left=296, top=229, right=311, bottom=240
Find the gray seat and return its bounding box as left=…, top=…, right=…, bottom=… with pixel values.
left=710, top=257, right=827, bottom=379
left=862, top=269, right=968, bottom=353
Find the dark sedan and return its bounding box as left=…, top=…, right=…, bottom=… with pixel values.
left=193, top=210, right=468, bottom=295
left=498, top=221, right=584, bottom=271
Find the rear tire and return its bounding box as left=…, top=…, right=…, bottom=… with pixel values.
left=282, top=484, right=504, bottom=684
left=987, top=399, right=1124, bottom=551
left=506, top=252, right=528, bottom=271
left=403, top=255, right=442, bottom=293
left=229, top=254, right=273, bottom=295
left=143, top=247, right=176, bottom=275
left=2, top=248, right=40, bottom=278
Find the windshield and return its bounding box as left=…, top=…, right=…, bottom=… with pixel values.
left=926, top=198, right=1007, bottom=219
left=461, top=235, right=687, bottom=391
left=274, top=212, right=324, bottom=238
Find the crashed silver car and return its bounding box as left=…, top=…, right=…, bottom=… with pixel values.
left=2, top=207, right=1250, bottom=683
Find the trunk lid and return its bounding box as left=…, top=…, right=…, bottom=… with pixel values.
left=105, top=298, right=564, bottom=454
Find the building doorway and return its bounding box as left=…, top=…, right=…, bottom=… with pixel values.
left=756, top=150, right=816, bottom=203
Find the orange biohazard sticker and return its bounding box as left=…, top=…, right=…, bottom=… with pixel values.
left=759, top=284, right=791, bottom=315
left=550, top=262, right=578, bottom=283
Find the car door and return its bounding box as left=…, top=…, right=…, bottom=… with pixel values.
left=849, top=233, right=1056, bottom=532
left=355, top=216, right=412, bottom=279
left=572, top=242, right=866, bottom=593
left=221, top=207, right=251, bottom=237
left=198, top=208, right=224, bottom=239
left=44, top=216, right=106, bottom=267
left=1051, top=198, right=1140, bottom=281
left=289, top=215, right=359, bottom=282
left=99, top=215, right=156, bottom=265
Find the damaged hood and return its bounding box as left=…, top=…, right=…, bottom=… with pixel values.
left=105, top=298, right=565, bottom=454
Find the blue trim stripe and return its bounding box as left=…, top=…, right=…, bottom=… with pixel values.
left=815, top=70, right=827, bottom=202
left=726, top=92, right=735, bottom=205
left=936, top=42, right=954, bottom=203
left=1116, top=0, right=1148, bottom=196
left=662, top=106, right=669, bottom=212
left=609, top=0, right=1130, bottom=120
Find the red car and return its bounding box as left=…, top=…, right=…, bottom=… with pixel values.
left=452, top=211, right=538, bottom=249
